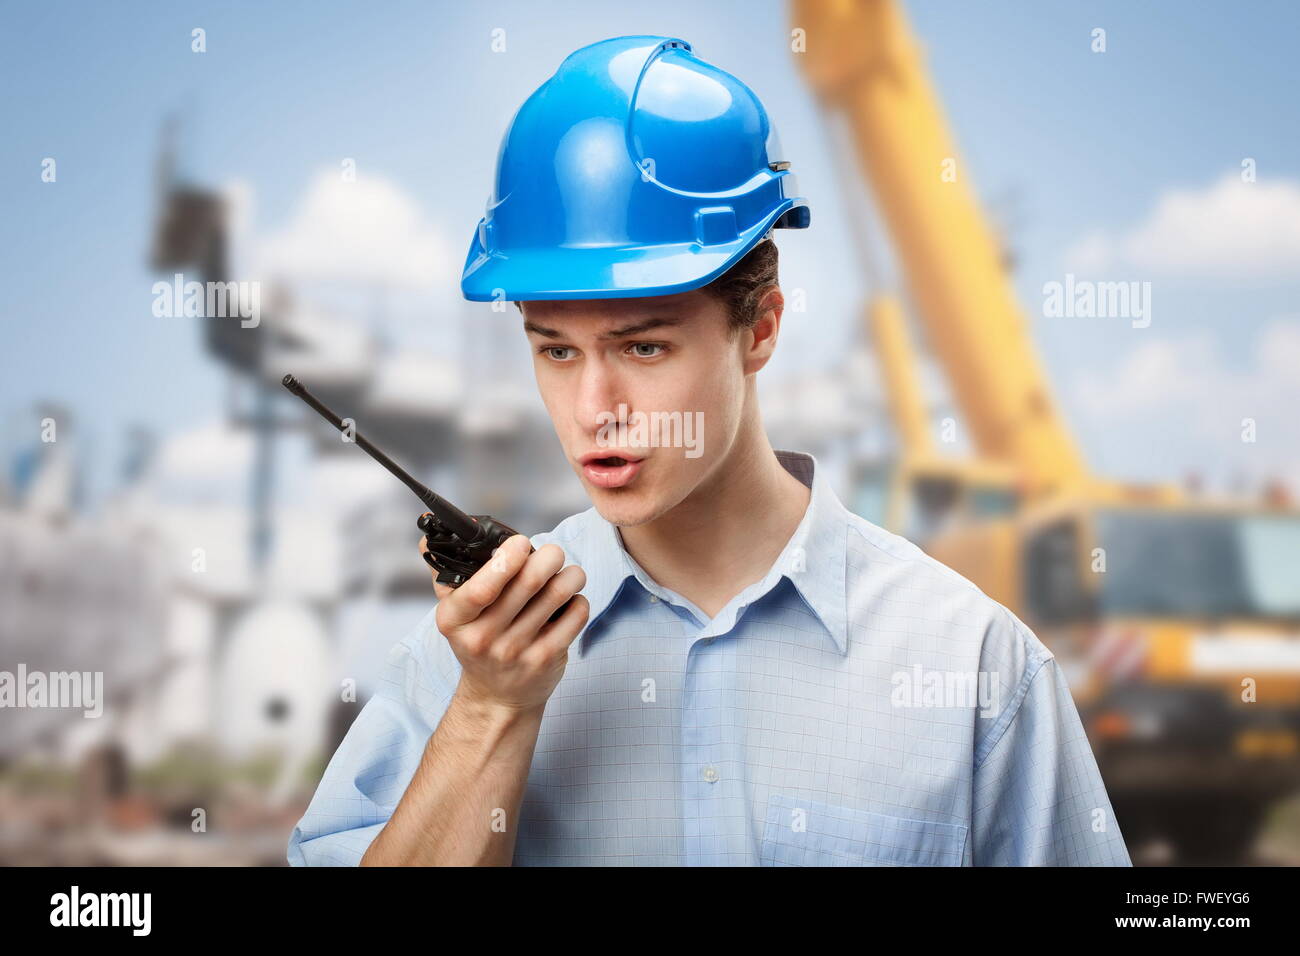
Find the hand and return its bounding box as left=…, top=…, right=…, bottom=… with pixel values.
left=419, top=524, right=589, bottom=713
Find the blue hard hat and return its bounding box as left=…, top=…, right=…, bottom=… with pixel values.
left=461, top=36, right=810, bottom=302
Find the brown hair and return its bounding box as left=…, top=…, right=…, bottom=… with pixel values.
left=698, top=236, right=780, bottom=337
left=514, top=237, right=780, bottom=337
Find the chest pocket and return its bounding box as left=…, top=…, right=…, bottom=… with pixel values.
left=759, top=793, right=967, bottom=867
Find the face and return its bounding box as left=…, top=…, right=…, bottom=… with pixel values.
left=522, top=289, right=778, bottom=527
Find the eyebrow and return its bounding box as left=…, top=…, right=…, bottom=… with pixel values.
left=523, top=317, right=682, bottom=340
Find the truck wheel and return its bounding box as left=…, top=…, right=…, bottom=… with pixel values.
left=1167, top=801, right=1263, bottom=864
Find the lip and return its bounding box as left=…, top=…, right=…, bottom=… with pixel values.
left=579, top=451, right=645, bottom=489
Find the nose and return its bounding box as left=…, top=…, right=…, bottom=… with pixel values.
left=573, top=354, right=628, bottom=438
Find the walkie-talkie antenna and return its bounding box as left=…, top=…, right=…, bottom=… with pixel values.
left=281, top=374, right=482, bottom=543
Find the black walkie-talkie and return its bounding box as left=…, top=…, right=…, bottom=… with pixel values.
left=283, top=374, right=572, bottom=621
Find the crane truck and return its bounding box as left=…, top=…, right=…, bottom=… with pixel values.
left=793, top=0, right=1300, bottom=861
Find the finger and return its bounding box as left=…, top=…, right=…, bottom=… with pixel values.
left=417, top=512, right=434, bottom=553
left=437, top=534, right=533, bottom=629
left=478, top=542, right=566, bottom=631
left=418, top=533, right=446, bottom=594
left=500, top=563, right=586, bottom=652
left=523, top=593, right=590, bottom=665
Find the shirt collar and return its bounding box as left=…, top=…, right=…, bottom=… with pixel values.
left=572, top=449, right=850, bottom=657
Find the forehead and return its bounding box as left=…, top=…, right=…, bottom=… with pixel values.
left=521, top=290, right=724, bottom=338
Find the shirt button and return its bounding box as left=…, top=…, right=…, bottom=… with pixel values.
left=702, top=766, right=719, bottom=783
left=648, top=594, right=659, bottom=603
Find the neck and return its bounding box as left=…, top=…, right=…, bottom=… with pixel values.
left=617, top=402, right=811, bottom=619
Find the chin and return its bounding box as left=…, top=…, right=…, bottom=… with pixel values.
left=587, top=490, right=659, bottom=528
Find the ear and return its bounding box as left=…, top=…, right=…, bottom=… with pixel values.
left=741, top=286, right=784, bottom=376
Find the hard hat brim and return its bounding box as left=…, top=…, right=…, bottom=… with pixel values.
left=461, top=198, right=808, bottom=303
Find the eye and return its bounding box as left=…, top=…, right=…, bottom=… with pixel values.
left=539, top=345, right=576, bottom=361
left=628, top=342, right=668, bottom=358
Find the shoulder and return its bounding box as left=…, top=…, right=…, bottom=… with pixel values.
left=840, top=509, right=1053, bottom=697
left=527, top=506, right=605, bottom=565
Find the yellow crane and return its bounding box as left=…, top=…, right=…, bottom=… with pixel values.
left=794, top=0, right=1300, bottom=862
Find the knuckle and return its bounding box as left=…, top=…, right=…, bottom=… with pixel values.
left=544, top=572, right=572, bottom=600
left=460, top=629, right=491, bottom=657
left=490, top=537, right=530, bottom=577
left=490, top=639, right=519, bottom=664
left=565, top=564, right=588, bottom=592
left=503, top=534, right=531, bottom=561
left=462, top=579, right=495, bottom=608
left=520, top=559, right=556, bottom=592
left=533, top=546, right=566, bottom=576
left=549, top=566, right=583, bottom=599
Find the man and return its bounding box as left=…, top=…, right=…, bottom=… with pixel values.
left=288, top=35, right=1131, bottom=866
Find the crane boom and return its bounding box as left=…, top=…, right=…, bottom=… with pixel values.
left=868, top=294, right=934, bottom=459
left=792, top=0, right=1088, bottom=496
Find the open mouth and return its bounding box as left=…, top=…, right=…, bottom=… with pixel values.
left=580, top=454, right=645, bottom=489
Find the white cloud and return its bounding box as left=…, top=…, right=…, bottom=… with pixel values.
left=1075, top=336, right=1210, bottom=418
left=1063, top=173, right=1300, bottom=278
left=1060, top=229, right=1112, bottom=274
left=257, top=169, right=458, bottom=289
left=1073, top=319, right=1300, bottom=493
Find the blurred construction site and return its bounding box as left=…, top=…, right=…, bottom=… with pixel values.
left=2, top=0, right=1298, bottom=865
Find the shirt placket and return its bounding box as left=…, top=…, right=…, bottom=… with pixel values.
left=631, top=562, right=773, bottom=866
left=671, top=590, right=761, bottom=865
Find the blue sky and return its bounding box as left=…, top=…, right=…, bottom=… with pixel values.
left=3, top=0, right=1299, bottom=503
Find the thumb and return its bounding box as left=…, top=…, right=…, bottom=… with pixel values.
left=421, top=524, right=454, bottom=602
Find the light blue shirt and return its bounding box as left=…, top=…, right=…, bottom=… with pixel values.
left=288, top=450, right=1132, bottom=866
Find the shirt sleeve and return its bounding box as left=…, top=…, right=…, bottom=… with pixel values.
left=971, top=652, right=1133, bottom=866
left=287, top=607, right=455, bottom=866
